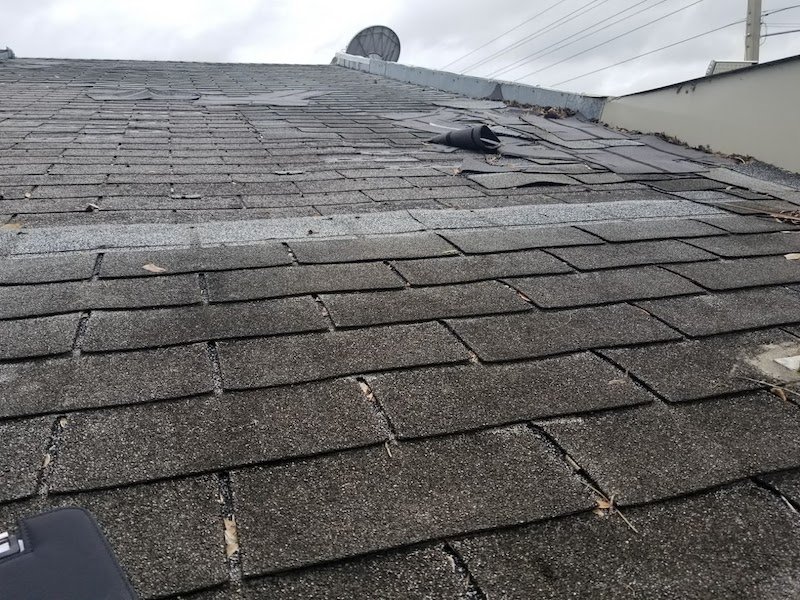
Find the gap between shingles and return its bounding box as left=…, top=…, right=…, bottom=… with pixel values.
left=216, top=472, right=243, bottom=583
left=37, top=414, right=69, bottom=497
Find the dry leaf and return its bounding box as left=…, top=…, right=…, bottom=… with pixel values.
left=223, top=517, right=239, bottom=557
left=1, top=223, right=22, bottom=231
left=142, top=263, right=166, bottom=273
left=785, top=253, right=800, bottom=261
left=86, top=203, right=101, bottom=212
left=771, top=387, right=790, bottom=402
left=24, top=192, right=32, bottom=198
left=595, top=497, right=613, bottom=511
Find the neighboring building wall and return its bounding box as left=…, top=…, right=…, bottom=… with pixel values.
left=601, top=56, right=800, bottom=173
left=333, top=52, right=607, bottom=120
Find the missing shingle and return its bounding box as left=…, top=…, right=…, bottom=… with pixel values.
left=37, top=415, right=68, bottom=497
left=442, top=542, right=488, bottom=600
left=216, top=472, right=242, bottom=583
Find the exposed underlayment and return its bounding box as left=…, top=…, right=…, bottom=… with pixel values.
left=1, top=58, right=800, bottom=599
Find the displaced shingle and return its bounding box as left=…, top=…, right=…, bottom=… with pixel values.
left=51, top=379, right=383, bottom=490
left=602, top=329, right=799, bottom=402
left=392, top=250, right=572, bottom=285
left=0, top=274, right=201, bottom=319
left=0, top=313, right=81, bottom=359
left=219, top=322, right=470, bottom=389
left=206, top=262, right=403, bottom=302
left=647, top=178, right=727, bottom=192
left=0, top=253, right=96, bottom=284
left=441, top=225, right=602, bottom=254
left=82, top=297, right=325, bottom=352
left=668, top=256, right=800, bottom=290
left=696, top=214, right=799, bottom=234
left=454, top=484, right=800, bottom=600
left=0, top=344, right=213, bottom=418
left=541, top=393, right=800, bottom=504
left=448, top=304, right=681, bottom=361
left=637, top=287, right=800, bottom=336
left=577, top=218, right=723, bottom=242
left=509, top=266, right=702, bottom=308
left=232, top=428, right=592, bottom=575
left=322, top=282, right=529, bottom=327
left=0, top=477, right=227, bottom=598
left=685, top=232, right=800, bottom=257
left=549, top=240, right=716, bottom=270
left=0, top=418, right=49, bottom=503
left=100, top=243, right=291, bottom=277
left=369, top=352, right=652, bottom=438
left=289, top=233, right=456, bottom=263
left=468, top=172, right=578, bottom=189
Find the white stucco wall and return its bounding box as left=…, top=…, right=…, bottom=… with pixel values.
left=601, top=57, right=800, bottom=173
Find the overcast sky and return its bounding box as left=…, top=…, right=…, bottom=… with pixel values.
left=1, top=0, right=798, bottom=95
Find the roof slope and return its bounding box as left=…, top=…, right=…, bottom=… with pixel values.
left=1, top=58, right=800, bottom=599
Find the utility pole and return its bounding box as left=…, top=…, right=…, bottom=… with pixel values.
left=745, top=0, right=762, bottom=62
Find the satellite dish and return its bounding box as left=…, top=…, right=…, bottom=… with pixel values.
left=346, top=26, right=401, bottom=62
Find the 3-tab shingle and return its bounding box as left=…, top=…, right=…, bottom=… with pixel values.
left=392, top=250, right=572, bottom=285
left=541, top=393, right=800, bottom=504
left=685, top=232, right=800, bottom=257
left=206, top=262, right=404, bottom=302
left=448, top=304, right=681, bottom=361
left=0, top=253, right=96, bottom=284
left=0, top=344, right=213, bottom=418
left=454, top=484, right=800, bottom=600
left=637, top=287, right=800, bottom=336
left=369, top=352, right=652, bottom=438
left=549, top=240, right=716, bottom=270
left=219, top=322, right=470, bottom=389
left=289, top=233, right=456, bottom=263
left=0, top=477, right=227, bottom=598
left=602, top=329, right=799, bottom=402
left=0, top=418, right=50, bottom=503
left=0, top=313, right=81, bottom=359
left=435, top=226, right=602, bottom=254
left=100, top=243, right=291, bottom=277
left=51, top=379, right=384, bottom=490
left=577, top=218, right=723, bottom=242
left=232, top=428, right=592, bottom=575
left=82, top=297, right=325, bottom=351
left=508, top=266, right=702, bottom=308
left=322, top=281, right=529, bottom=327
left=667, top=256, right=800, bottom=290
left=0, top=274, right=201, bottom=319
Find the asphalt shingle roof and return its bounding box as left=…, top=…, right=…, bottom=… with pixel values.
left=1, top=58, right=800, bottom=599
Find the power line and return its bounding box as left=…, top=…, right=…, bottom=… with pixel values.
left=487, top=0, right=668, bottom=79
left=439, top=1, right=566, bottom=70
left=763, top=27, right=800, bottom=36
left=550, top=18, right=745, bottom=87
left=458, top=0, right=612, bottom=75
left=763, top=3, right=800, bottom=16
left=516, top=0, right=705, bottom=82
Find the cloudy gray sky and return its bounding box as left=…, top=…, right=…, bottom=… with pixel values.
left=2, top=0, right=798, bottom=95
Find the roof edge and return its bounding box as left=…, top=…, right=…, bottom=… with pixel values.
left=333, top=52, right=607, bottom=120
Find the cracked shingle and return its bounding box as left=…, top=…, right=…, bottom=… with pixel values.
left=232, top=428, right=592, bottom=575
